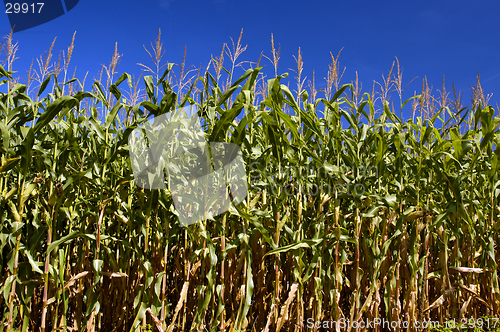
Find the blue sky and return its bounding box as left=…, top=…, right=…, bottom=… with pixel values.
left=1, top=0, right=500, bottom=120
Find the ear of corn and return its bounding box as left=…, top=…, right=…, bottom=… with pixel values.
left=0, top=30, right=499, bottom=332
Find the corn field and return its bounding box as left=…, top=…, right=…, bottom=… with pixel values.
left=0, top=30, right=499, bottom=331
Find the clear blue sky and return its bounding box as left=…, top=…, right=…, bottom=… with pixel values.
left=2, top=0, right=500, bottom=120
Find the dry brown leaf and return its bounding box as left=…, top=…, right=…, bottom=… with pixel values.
left=276, top=283, right=298, bottom=332
left=101, top=271, right=128, bottom=278
left=449, top=266, right=486, bottom=273
left=166, top=281, right=189, bottom=332
left=146, top=308, right=164, bottom=332
left=455, top=283, right=492, bottom=309
left=263, top=303, right=276, bottom=332
left=64, top=271, right=89, bottom=290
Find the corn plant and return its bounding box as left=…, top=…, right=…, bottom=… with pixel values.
left=0, top=30, right=499, bottom=332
